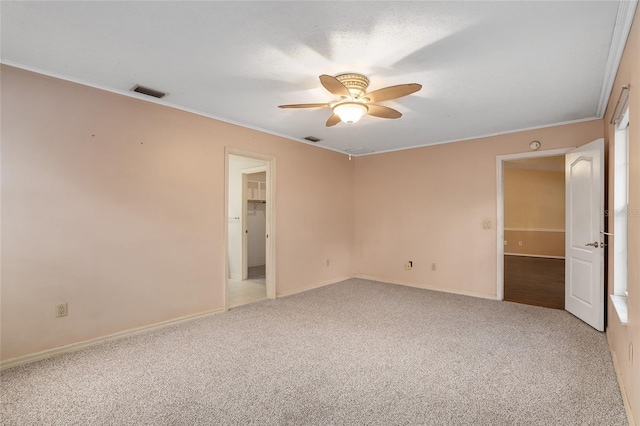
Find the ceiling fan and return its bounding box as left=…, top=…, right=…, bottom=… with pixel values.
left=278, top=74, right=422, bottom=127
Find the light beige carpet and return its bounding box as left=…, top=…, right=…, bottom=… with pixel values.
left=0, top=278, right=627, bottom=425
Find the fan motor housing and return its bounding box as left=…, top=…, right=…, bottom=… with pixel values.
left=336, top=74, right=370, bottom=98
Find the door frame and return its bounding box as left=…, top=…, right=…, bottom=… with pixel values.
left=224, top=148, right=276, bottom=311
left=495, top=147, right=574, bottom=300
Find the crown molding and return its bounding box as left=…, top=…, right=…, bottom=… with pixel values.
left=595, top=0, right=638, bottom=118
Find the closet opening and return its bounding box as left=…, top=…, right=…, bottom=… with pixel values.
left=225, top=150, right=276, bottom=309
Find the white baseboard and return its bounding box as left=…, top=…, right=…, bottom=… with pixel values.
left=0, top=308, right=224, bottom=371
left=230, top=273, right=242, bottom=281
left=355, top=275, right=497, bottom=300
left=276, top=276, right=352, bottom=298
left=607, top=331, right=636, bottom=426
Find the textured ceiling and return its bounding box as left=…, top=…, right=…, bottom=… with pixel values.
left=1, top=1, right=635, bottom=155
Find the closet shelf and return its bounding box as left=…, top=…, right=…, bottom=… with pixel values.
left=247, top=180, right=266, bottom=202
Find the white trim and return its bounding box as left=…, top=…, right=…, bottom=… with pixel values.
left=496, top=147, right=574, bottom=301
left=504, top=227, right=565, bottom=233
left=242, top=165, right=267, bottom=175
left=276, top=276, right=351, bottom=298
left=241, top=172, right=249, bottom=280
left=0, top=61, right=348, bottom=157
left=496, top=147, right=575, bottom=162
left=504, top=253, right=565, bottom=260
left=359, top=118, right=600, bottom=157
left=596, top=0, right=639, bottom=118
left=618, top=106, right=630, bottom=131
left=607, top=332, right=636, bottom=426
left=0, top=308, right=224, bottom=371
left=610, top=294, right=629, bottom=325
left=224, top=153, right=231, bottom=311
left=355, top=275, right=497, bottom=300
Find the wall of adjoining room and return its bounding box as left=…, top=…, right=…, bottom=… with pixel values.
left=503, top=167, right=565, bottom=258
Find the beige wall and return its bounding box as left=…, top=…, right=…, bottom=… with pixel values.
left=0, top=65, right=354, bottom=361
left=353, top=120, right=603, bottom=298
left=504, top=167, right=565, bottom=257
left=604, top=7, right=640, bottom=424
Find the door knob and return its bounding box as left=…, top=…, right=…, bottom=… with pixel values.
left=585, top=242, right=599, bottom=248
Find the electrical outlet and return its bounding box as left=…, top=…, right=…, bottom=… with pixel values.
left=431, top=263, right=437, bottom=271
left=56, top=303, right=68, bottom=317
left=482, top=219, right=492, bottom=230
left=504, top=240, right=508, bottom=246
left=519, top=241, right=523, bottom=246
left=405, top=261, right=412, bottom=270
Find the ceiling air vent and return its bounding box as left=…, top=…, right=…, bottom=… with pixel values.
left=304, top=136, right=322, bottom=143
left=131, top=84, right=166, bottom=99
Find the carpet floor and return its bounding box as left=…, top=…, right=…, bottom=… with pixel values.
left=0, top=278, right=627, bottom=425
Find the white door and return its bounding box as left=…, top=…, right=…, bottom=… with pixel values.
left=565, top=138, right=604, bottom=331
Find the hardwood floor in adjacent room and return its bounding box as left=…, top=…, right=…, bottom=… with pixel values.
left=504, top=255, right=565, bottom=309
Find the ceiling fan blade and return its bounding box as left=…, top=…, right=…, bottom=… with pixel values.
left=365, top=83, right=422, bottom=103
left=326, top=113, right=341, bottom=127
left=319, top=74, right=351, bottom=98
left=367, top=104, right=402, bottom=119
left=278, top=103, right=329, bottom=109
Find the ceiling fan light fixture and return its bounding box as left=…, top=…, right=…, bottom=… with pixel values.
left=279, top=73, right=421, bottom=126
left=333, top=102, right=368, bottom=124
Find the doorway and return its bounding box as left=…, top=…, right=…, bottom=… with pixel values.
left=497, top=148, right=573, bottom=304
left=244, top=170, right=267, bottom=284
left=496, top=141, right=605, bottom=331
left=502, top=156, right=566, bottom=309
left=225, top=150, right=276, bottom=310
